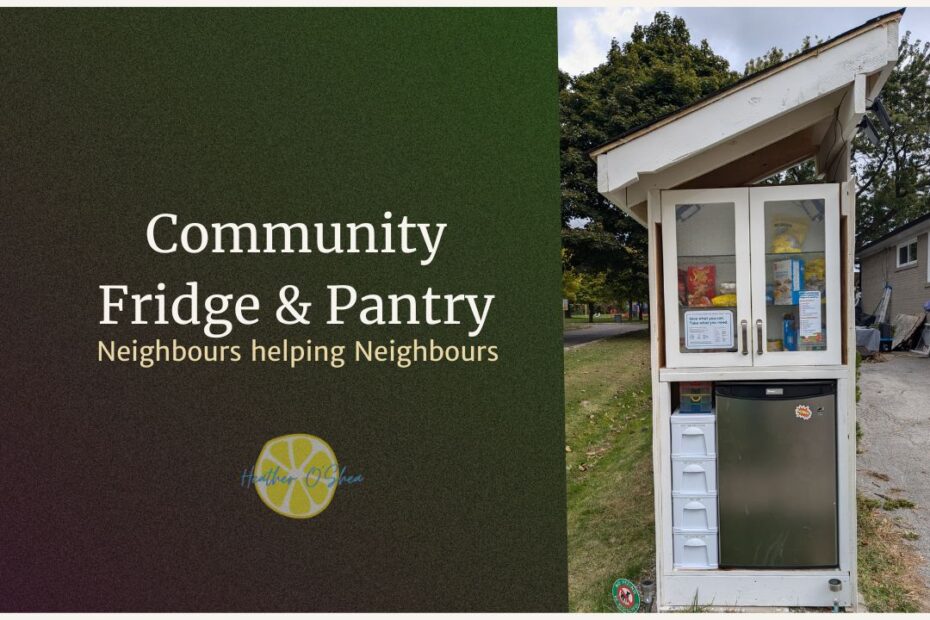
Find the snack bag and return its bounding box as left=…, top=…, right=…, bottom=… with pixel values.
left=770, top=216, right=810, bottom=253
left=687, top=265, right=716, bottom=307
left=805, top=257, right=826, bottom=293
left=711, top=293, right=737, bottom=307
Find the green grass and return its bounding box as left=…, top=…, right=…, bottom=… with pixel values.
left=858, top=495, right=922, bottom=612
left=881, top=498, right=916, bottom=511
left=565, top=330, right=654, bottom=612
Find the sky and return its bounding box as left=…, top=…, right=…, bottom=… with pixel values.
left=558, top=7, right=930, bottom=76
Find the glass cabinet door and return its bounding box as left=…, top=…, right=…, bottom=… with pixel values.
left=749, top=185, right=841, bottom=366
left=662, top=188, right=752, bottom=368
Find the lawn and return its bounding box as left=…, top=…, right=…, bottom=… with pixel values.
left=564, top=330, right=654, bottom=612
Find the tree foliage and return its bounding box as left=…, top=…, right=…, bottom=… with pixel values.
left=560, top=12, right=737, bottom=298
left=742, top=36, right=821, bottom=76
left=853, top=31, right=930, bottom=245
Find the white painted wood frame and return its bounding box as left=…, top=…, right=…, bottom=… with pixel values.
left=749, top=184, right=843, bottom=366
left=647, top=186, right=858, bottom=610
left=661, top=188, right=752, bottom=369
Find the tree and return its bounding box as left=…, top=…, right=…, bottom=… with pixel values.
left=561, top=249, right=582, bottom=317
left=573, top=271, right=609, bottom=323
left=853, top=32, right=930, bottom=245
left=743, top=36, right=821, bottom=76
left=560, top=12, right=737, bottom=295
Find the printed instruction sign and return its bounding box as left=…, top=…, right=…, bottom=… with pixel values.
left=798, top=290, right=822, bottom=339
left=684, top=310, right=734, bottom=350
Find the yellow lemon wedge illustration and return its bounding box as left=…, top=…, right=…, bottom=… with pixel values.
left=254, top=434, right=338, bottom=519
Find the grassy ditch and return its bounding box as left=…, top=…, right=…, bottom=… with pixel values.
left=564, top=330, right=654, bottom=611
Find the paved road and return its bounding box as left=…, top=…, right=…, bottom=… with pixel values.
left=858, top=351, right=930, bottom=602
left=563, top=322, right=648, bottom=348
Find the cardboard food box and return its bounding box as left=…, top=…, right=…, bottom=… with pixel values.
left=772, top=258, right=805, bottom=305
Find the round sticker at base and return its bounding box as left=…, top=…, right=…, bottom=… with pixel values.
left=611, top=578, right=641, bottom=613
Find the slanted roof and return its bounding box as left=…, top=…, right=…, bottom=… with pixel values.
left=594, top=9, right=904, bottom=226
left=858, top=210, right=930, bottom=257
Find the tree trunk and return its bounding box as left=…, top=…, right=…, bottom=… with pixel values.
left=588, top=304, right=595, bottom=323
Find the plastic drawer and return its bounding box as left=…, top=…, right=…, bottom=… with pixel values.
left=671, top=456, right=717, bottom=494
left=672, top=493, right=719, bottom=531
left=673, top=531, right=719, bottom=569
left=670, top=414, right=716, bottom=457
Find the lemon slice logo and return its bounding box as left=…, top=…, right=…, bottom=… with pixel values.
left=254, top=434, right=338, bottom=519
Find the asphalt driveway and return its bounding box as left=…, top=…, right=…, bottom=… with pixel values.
left=857, top=351, right=930, bottom=594
left=562, top=322, right=648, bottom=348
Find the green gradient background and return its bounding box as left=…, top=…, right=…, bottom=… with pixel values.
left=0, top=9, right=565, bottom=612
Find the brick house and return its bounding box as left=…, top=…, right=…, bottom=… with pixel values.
left=858, top=212, right=930, bottom=319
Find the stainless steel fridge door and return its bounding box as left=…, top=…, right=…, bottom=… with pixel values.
left=716, top=382, right=838, bottom=568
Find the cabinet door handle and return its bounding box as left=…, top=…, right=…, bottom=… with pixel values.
left=756, top=319, right=764, bottom=355
left=741, top=320, right=748, bottom=355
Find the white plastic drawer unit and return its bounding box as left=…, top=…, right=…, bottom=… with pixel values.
left=672, top=493, right=718, bottom=531
left=673, top=531, right=719, bottom=569
left=671, top=456, right=717, bottom=495
left=670, top=414, right=716, bottom=458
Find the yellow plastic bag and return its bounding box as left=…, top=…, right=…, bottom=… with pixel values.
left=770, top=217, right=810, bottom=253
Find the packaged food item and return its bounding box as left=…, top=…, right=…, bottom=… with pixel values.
left=783, top=313, right=797, bottom=351
left=718, top=281, right=737, bottom=295
left=800, top=330, right=826, bottom=350
left=767, top=339, right=784, bottom=351
left=770, top=216, right=810, bottom=253
left=805, top=257, right=826, bottom=293
left=711, top=294, right=737, bottom=307
left=687, top=265, right=716, bottom=307
left=679, top=381, right=713, bottom=413
left=772, top=258, right=805, bottom=305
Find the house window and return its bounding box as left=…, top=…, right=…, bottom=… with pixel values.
left=897, top=238, right=918, bottom=268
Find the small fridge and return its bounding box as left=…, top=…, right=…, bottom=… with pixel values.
left=716, top=381, right=838, bottom=568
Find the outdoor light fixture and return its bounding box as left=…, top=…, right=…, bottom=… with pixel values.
left=857, top=115, right=881, bottom=148
left=870, top=97, right=893, bottom=132
left=640, top=579, right=656, bottom=612
left=800, top=199, right=825, bottom=223
left=829, top=578, right=843, bottom=613
left=676, top=204, right=701, bottom=222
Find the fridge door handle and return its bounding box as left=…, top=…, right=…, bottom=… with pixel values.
left=741, top=320, right=748, bottom=355
left=756, top=319, right=764, bottom=355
